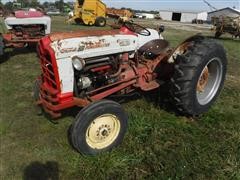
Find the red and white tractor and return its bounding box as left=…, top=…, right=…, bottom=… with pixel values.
left=0, top=9, right=51, bottom=56
left=34, top=21, right=227, bottom=155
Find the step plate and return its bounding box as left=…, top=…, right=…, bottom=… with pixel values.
left=141, top=81, right=160, bottom=91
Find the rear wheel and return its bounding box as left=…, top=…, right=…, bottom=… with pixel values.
left=170, top=38, right=227, bottom=116
left=74, top=18, right=82, bottom=25
left=70, top=100, right=128, bottom=155
left=88, top=21, right=94, bottom=26
left=95, top=17, right=106, bottom=27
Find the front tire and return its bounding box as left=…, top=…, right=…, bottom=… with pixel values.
left=70, top=100, right=128, bottom=155
left=170, top=38, right=227, bottom=116
left=95, top=17, right=106, bottom=27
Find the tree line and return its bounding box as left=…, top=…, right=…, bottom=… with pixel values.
left=0, top=0, right=72, bottom=12
left=0, top=0, right=159, bottom=15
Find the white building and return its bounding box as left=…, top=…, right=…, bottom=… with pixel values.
left=141, top=13, right=155, bottom=19
left=135, top=13, right=155, bottom=19
left=159, top=10, right=208, bottom=23
left=207, top=7, right=240, bottom=21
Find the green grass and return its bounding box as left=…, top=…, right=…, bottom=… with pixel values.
left=0, top=17, right=7, bottom=33
left=0, top=17, right=240, bottom=179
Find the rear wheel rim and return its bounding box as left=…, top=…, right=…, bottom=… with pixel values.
left=86, top=114, right=120, bottom=149
left=196, top=57, right=223, bottom=105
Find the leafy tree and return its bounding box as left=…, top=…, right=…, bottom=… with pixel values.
left=17, top=0, right=29, bottom=7
left=55, top=0, right=64, bottom=12
left=66, top=2, right=74, bottom=9
left=4, top=2, right=14, bottom=11
left=30, top=0, right=40, bottom=8
left=42, top=1, right=50, bottom=8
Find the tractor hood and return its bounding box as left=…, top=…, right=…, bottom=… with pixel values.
left=48, top=28, right=162, bottom=60
left=4, top=15, right=51, bottom=34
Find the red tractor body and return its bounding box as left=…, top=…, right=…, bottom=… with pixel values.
left=37, top=26, right=170, bottom=118
left=0, top=10, right=51, bottom=54
left=34, top=22, right=227, bottom=155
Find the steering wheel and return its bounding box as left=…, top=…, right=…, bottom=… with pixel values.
left=123, top=21, right=151, bottom=36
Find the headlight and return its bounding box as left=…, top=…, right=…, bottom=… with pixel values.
left=72, top=56, right=85, bottom=71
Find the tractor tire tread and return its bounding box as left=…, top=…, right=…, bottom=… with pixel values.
left=170, top=37, right=227, bottom=116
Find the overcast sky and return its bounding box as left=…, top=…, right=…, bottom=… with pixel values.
left=104, top=0, right=240, bottom=12
left=2, top=0, right=240, bottom=12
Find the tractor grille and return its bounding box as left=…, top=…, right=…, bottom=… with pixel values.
left=40, top=54, right=57, bottom=89
left=37, top=38, right=76, bottom=118
left=38, top=42, right=58, bottom=90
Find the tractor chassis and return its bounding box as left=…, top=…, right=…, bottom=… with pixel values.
left=37, top=52, right=171, bottom=118
left=35, top=35, right=190, bottom=118
left=2, top=33, right=41, bottom=49
left=37, top=33, right=200, bottom=119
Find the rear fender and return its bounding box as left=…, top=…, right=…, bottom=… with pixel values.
left=167, top=34, right=205, bottom=63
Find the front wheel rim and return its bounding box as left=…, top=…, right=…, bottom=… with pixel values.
left=86, top=114, right=121, bottom=149
left=196, top=57, right=223, bottom=105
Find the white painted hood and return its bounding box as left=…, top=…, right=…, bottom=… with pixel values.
left=4, top=16, right=51, bottom=34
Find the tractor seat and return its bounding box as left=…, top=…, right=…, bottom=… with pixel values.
left=15, top=10, right=44, bottom=18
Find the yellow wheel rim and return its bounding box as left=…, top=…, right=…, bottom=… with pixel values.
left=86, top=114, right=121, bottom=149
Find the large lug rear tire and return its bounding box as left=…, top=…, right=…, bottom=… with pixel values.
left=95, top=17, right=106, bottom=27
left=70, top=100, right=128, bottom=155
left=170, top=38, right=227, bottom=116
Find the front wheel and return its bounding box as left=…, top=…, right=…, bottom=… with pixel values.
left=95, top=17, right=106, bottom=27
left=170, top=38, right=227, bottom=116
left=70, top=100, right=128, bottom=155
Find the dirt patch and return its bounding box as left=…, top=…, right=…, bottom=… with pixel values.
left=133, top=19, right=212, bottom=32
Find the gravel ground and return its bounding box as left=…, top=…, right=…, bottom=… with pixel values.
left=132, top=18, right=213, bottom=32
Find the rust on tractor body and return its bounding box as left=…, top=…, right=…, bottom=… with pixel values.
left=49, top=30, right=120, bottom=41
left=197, top=67, right=210, bottom=92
